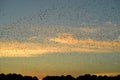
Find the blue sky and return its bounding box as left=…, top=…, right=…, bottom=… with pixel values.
left=0, top=0, right=120, bottom=79
left=0, top=0, right=120, bottom=41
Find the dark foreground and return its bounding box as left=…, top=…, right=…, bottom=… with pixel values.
left=0, top=73, right=120, bottom=80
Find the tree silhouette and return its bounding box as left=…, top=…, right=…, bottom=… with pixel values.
left=0, top=73, right=38, bottom=80
left=43, top=74, right=120, bottom=80
left=0, top=73, right=120, bottom=80
left=43, top=75, right=75, bottom=80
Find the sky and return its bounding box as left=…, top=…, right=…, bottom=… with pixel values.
left=0, top=0, right=120, bottom=79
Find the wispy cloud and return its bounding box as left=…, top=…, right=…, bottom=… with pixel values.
left=27, top=36, right=38, bottom=40
left=114, top=36, right=120, bottom=42
left=0, top=33, right=120, bottom=57
left=49, top=33, right=120, bottom=53
left=0, top=41, right=62, bottom=57
left=80, top=27, right=98, bottom=33
left=104, top=21, right=117, bottom=26
left=49, top=33, right=79, bottom=44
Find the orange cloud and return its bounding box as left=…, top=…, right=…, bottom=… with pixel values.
left=0, top=34, right=120, bottom=57
left=49, top=33, right=79, bottom=44
left=0, top=41, right=63, bottom=57
left=49, top=33, right=120, bottom=53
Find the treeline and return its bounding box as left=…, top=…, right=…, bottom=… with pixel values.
left=0, top=73, right=38, bottom=80
left=0, top=73, right=120, bottom=80
left=43, top=74, right=120, bottom=80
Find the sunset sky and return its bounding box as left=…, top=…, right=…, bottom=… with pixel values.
left=0, top=0, right=120, bottom=79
